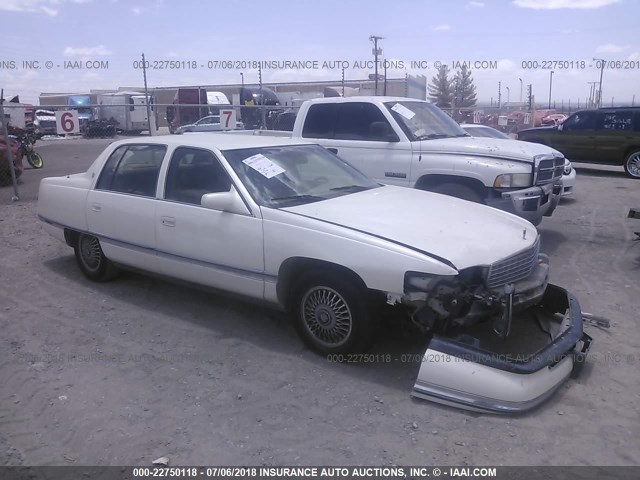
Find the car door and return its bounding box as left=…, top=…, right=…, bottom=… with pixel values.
left=154, top=146, right=264, bottom=298
left=594, top=110, right=634, bottom=165
left=554, top=111, right=600, bottom=162
left=86, top=144, right=166, bottom=269
left=301, top=102, right=412, bottom=186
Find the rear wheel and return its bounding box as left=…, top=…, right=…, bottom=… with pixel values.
left=624, top=150, right=640, bottom=179
left=291, top=272, right=372, bottom=354
left=74, top=234, right=119, bottom=281
left=425, top=182, right=484, bottom=203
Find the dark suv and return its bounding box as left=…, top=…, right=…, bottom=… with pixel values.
left=516, top=107, right=640, bottom=178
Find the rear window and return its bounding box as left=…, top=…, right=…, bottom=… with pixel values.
left=301, top=103, right=336, bottom=138
left=96, top=144, right=166, bottom=197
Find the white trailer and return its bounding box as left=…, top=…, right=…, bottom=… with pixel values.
left=97, top=92, right=157, bottom=134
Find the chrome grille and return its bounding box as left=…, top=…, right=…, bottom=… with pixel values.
left=487, top=237, right=540, bottom=288
left=536, top=156, right=564, bottom=185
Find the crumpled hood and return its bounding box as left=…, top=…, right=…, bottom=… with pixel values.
left=417, top=136, right=562, bottom=163
left=284, top=186, right=538, bottom=270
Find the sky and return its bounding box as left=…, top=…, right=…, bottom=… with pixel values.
left=1, top=0, right=638, bottom=106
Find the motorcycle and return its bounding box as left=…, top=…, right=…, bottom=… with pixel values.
left=8, top=124, right=44, bottom=169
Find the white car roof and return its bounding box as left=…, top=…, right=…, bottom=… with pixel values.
left=111, top=133, right=315, bottom=151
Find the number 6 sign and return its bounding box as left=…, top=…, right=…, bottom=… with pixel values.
left=56, top=110, right=80, bottom=134
left=219, top=109, right=237, bottom=131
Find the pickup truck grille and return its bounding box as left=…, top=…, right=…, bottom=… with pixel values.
left=535, top=156, right=565, bottom=185
left=486, top=236, right=541, bottom=289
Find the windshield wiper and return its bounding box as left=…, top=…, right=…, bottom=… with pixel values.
left=416, top=133, right=451, bottom=140
left=329, top=185, right=370, bottom=193
left=271, top=194, right=324, bottom=203
left=453, top=133, right=471, bottom=137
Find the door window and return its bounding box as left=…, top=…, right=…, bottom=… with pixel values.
left=334, top=103, right=396, bottom=141
left=96, top=144, right=166, bottom=197
left=562, top=112, right=598, bottom=131
left=164, top=147, right=232, bottom=205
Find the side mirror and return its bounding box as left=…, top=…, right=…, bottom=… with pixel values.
left=557, top=124, right=563, bottom=132
left=201, top=185, right=250, bottom=215
left=369, top=121, right=400, bottom=142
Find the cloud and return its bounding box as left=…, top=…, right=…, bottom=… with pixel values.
left=629, top=52, right=640, bottom=61
left=132, top=6, right=142, bottom=15
left=596, top=43, right=630, bottom=53
left=0, top=0, right=92, bottom=15
left=513, top=0, right=620, bottom=9
left=467, top=1, right=485, bottom=6
left=64, top=45, right=112, bottom=56
left=434, top=24, right=451, bottom=31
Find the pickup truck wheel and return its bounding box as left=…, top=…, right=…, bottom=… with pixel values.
left=624, top=150, right=640, bottom=179
left=292, top=273, right=371, bottom=354
left=426, top=183, right=483, bottom=203
left=74, top=234, right=118, bottom=282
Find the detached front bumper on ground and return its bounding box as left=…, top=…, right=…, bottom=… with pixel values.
left=413, top=284, right=592, bottom=413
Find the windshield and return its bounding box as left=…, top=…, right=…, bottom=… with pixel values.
left=223, top=144, right=379, bottom=207
left=384, top=101, right=469, bottom=141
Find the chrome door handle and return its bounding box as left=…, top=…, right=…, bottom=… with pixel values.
left=161, top=216, right=176, bottom=227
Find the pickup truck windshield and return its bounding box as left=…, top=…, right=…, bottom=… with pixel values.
left=384, top=101, right=469, bottom=141
left=223, top=144, right=379, bottom=207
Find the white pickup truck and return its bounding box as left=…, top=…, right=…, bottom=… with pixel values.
left=247, top=97, right=565, bottom=225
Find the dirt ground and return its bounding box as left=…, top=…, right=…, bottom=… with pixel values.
left=1, top=138, right=639, bottom=466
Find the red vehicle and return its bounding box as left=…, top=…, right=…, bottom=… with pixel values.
left=0, top=135, right=22, bottom=185
left=166, top=88, right=208, bottom=134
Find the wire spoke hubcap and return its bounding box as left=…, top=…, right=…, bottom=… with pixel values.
left=628, top=154, right=640, bottom=177
left=79, top=236, right=102, bottom=272
left=301, top=286, right=353, bottom=348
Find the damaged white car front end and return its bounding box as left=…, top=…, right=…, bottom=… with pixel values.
left=398, top=236, right=591, bottom=413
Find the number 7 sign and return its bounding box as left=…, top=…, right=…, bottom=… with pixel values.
left=56, top=110, right=80, bottom=134
left=219, top=109, right=237, bottom=131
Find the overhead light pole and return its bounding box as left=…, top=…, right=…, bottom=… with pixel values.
left=548, top=70, right=554, bottom=109
left=519, top=78, right=523, bottom=104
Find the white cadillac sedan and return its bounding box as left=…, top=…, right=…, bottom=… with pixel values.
left=37, top=135, right=591, bottom=413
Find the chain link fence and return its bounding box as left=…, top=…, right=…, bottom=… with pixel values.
left=0, top=96, right=583, bottom=205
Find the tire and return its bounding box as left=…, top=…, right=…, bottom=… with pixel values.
left=291, top=271, right=372, bottom=354
left=74, top=234, right=119, bottom=282
left=623, top=150, right=640, bottom=179
left=26, top=152, right=44, bottom=169
left=426, top=182, right=484, bottom=203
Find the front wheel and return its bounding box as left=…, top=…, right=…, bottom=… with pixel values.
left=74, top=234, right=119, bottom=282
left=291, top=272, right=372, bottom=354
left=624, top=150, right=640, bottom=179
left=26, top=151, right=43, bottom=169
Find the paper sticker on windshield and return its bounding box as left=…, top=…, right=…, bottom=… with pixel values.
left=242, top=154, right=285, bottom=179
left=391, top=103, right=415, bottom=120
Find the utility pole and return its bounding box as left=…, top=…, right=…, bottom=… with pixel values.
left=240, top=72, right=244, bottom=87
left=506, top=86, right=510, bottom=105
left=498, top=81, right=502, bottom=109
left=588, top=81, right=599, bottom=108
left=593, top=58, right=605, bottom=108
left=341, top=67, right=345, bottom=97
left=141, top=53, right=154, bottom=136
left=548, top=70, right=554, bottom=109
left=370, top=35, right=383, bottom=95
left=633, top=94, right=636, bottom=106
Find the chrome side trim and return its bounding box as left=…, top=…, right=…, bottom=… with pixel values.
left=37, top=215, right=276, bottom=282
